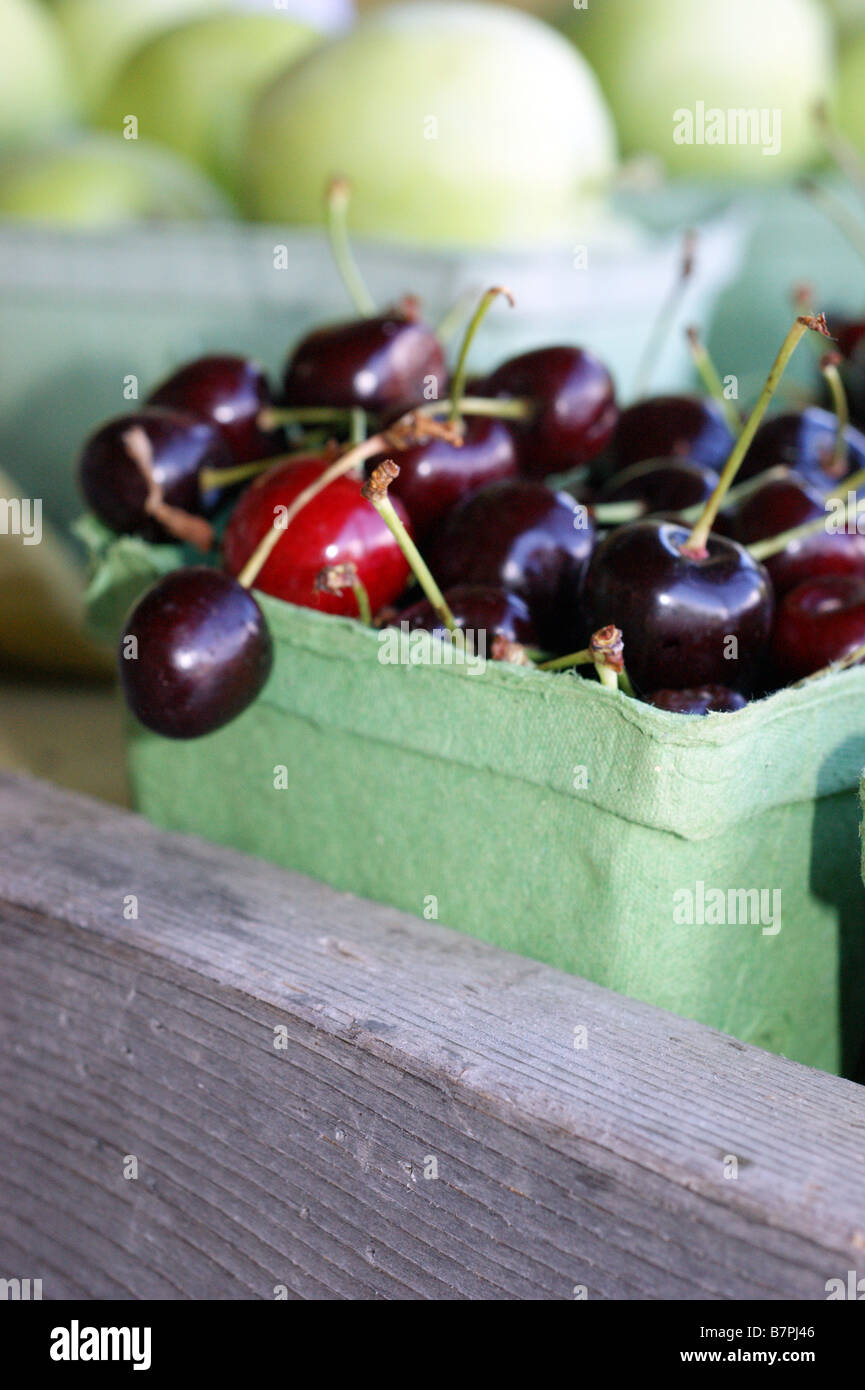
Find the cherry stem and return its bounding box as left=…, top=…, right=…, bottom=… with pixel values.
left=591, top=500, right=645, bottom=524
left=349, top=407, right=367, bottom=447
left=537, top=647, right=593, bottom=672
left=436, top=289, right=483, bottom=345
left=199, top=448, right=317, bottom=493
left=684, top=314, right=830, bottom=556
left=259, top=405, right=361, bottom=429
left=821, top=352, right=850, bottom=476
left=686, top=326, right=742, bottom=438
left=326, top=177, right=375, bottom=317
left=361, top=460, right=458, bottom=633
left=236, top=432, right=385, bottom=590
left=315, top=562, right=372, bottom=625
left=748, top=465, right=865, bottom=561
left=674, top=464, right=790, bottom=525
left=538, top=626, right=628, bottom=691
left=633, top=228, right=697, bottom=400
left=448, top=287, right=514, bottom=425
left=800, top=178, right=865, bottom=271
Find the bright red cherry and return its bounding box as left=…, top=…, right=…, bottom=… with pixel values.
left=733, top=470, right=865, bottom=597
left=399, top=584, right=537, bottom=655
left=282, top=302, right=447, bottom=416
left=582, top=519, right=774, bottom=692
left=79, top=407, right=232, bottom=541
left=148, top=354, right=285, bottom=463
left=222, top=454, right=411, bottom=617
left=595, top=457, right=719, bottom=515
left=426, top=479, right=595, bottom=653
left=646, top=685, right=747, bottom=714
left=366, top=416, right=518, bottom=539
left=605, top=396, right=736, bottom=477
left=483, top=346, right=617, bottom=478
left=738, top=407, right=865, bottom=487
left=118, top=567, right=273, bottom=739
left=771, top=574, right=865, bottom=683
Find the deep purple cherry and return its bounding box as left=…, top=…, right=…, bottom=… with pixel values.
left=79, top=407, right=232, bottom=542
left=148, top=354, right=285, bottom=463
left=595, top=457, right=719, bottom=515
left=118, top=567, right=273, bottom=739
left=366, top=416, right=518, bottom=539
left=738, top=407, right=865, bottom=487
left=283, top=302, right=447, bottom=416
left=733, top=470, right=865, bottom=596
left=582, top=519, right=774, bottom=692
left=426, top=479, right=595, bottom=653
left=483, top=345, right=617, bottom=478
left=604, top=395, right=736, bottom=477
left=771, top=574, right=865, bottom=683
left=399, top=584, right=537, bottom=656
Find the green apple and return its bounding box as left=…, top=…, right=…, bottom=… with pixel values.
left=560, top=0, right=834, bottom=180
left=0, top=0, right=76, bottom=140
left=97, top=13, right=321, bottom=195
left=0, top=134, right=233, bottom=225
left=838, top=29, right=865, bottom=156
left=244, top=0, right=617, bottom=247
left=52, top=0, right=222, bottom=116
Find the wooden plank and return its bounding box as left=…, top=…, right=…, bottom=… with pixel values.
left=0, top=771, right=863, bottom=1301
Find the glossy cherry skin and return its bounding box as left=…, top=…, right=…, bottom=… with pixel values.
left=582, top=520, right=774, bottom=693
left=399, top=584, right=537, bottom=654
left=118, top=567, right=273, bottom=739
left=595, top=457, right=719, bottom=515
left=733, top=470, right=865, bottom=597
left=148, top=354, right=285, bottom=463
left=79, top=406, right=232, bottom=541
left=738, top=407, right=865, bottom=487
left=605, top=396, right=736, bottom=477
left=771, top=574, right=865, bottom=683
left=282, top=307, right=447, bottom=417
left=426, top=479, right=595, bottom=653
left=484, top=346, right=617, bottom=478
left=646, top=685, right=747, bottom=714
left=222, top=455, right=411, bottom=617
left=366, top=416, right=518, bottom=539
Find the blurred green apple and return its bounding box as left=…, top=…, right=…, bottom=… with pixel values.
left=244, top=0, right=617, bottom=247
left=0, top=0, right=76, bottom=140
left=838, top=30, right=865, bottom=157
left=561, top=0, right=834, bottom=180
left=98, top=13, right=321, bottom=195
left=0, top=134, right=233, bottom=225
left=52, top=0, right=222, bottom=116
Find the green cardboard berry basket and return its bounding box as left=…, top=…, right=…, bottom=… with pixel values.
left=86, top=532, right=865, bottom=1078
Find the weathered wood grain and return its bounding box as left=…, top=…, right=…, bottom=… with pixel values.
left=0, top=771, right=863, bottom=1300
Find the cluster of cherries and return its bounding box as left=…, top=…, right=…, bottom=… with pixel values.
left=76, top=222, right=865, bottom=738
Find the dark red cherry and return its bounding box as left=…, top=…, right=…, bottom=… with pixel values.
left=366, top=416, right=518, bottom=539
left=771, top=574, right=865, bottom=683
left=484, top=346, right=617, bottom=477
left=595, top=457, right=719, bottom=515
left=733, top=470, right=865, bottom=596
left=738, top=407, right=865, bottom=487
left=826, top=311, right=865, bottom=430
left=148, top=354, right=285, bottom=463
left=582, top=519, right=774, bottom=692
left=118, top=567, right=273, bottom=739
left=399, top=584, right=537, bottom=655
left=426, top=479, right=595, bottom=652
left=646, top=685, right=747, bottom=715
left=222, top=454, right=411, bottom=616
left=79, top=406, right=232, bottom=541
left=605, top=396, right=736, bottom=477
left=282, top=303, right=447, bottom=416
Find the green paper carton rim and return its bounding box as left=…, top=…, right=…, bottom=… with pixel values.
left=87, top=531, right=865, bottom=844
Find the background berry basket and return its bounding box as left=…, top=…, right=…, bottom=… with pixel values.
left=87, top=533, right=865, bottom=1078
